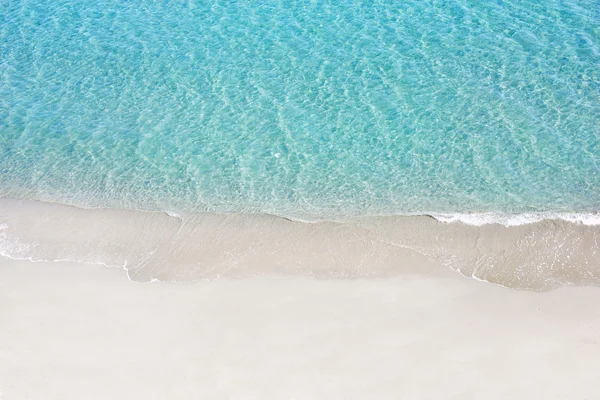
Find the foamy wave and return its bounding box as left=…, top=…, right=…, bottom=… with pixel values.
left=0, top=223, right=31, bottom=259
left=431, top=212, right=600, bottom=227
left=165, top=211, right=183, bottom=219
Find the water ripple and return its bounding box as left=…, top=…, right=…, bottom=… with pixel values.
left=1, top=0, right=599, bottom=218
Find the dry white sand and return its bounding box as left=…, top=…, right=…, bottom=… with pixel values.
left=1, top=256, right=600, bottom=399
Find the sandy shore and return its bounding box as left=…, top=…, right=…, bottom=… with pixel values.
left=2, top=256, right=600, bottom=399
left=2, top=198, right=600, bottom=289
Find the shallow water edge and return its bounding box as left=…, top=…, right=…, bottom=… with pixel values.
left=0, top=197, right=598, bottom=290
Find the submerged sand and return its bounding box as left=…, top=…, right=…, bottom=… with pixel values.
left=2, top=257, right=600, bottom=399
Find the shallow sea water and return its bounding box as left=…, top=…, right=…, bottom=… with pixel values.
left=1, top=0, right=599, bottom=218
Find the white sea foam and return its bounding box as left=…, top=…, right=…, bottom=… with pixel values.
left=431, top=212, right=600, bottom=227
left=165, top=211, right=183, bottom=219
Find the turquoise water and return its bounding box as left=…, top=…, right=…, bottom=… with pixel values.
left=1, top=0, right=599, bottom=218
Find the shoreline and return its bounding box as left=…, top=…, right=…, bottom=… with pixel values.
left=2, top=256, right=600, bottom=399
left=2, top=194, right=600, bottom=227
left=1, top=197, right=599, bottom=290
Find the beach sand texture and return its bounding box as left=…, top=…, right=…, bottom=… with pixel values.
left=2, top=258, right=600, bottom=399
left=2, top=198, right=600, bottom=398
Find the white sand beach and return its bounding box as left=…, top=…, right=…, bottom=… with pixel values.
left=3, top=0, right=600, bottom=398
left=2, top=256, right=600, bottom=399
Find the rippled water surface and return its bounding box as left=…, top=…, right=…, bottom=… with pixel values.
left=1, top=0, right=599, bottom=218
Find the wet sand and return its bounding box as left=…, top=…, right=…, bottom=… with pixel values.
left=2, top=257, right=600, bottom=399
left=1, top=197, right=599, bottom=290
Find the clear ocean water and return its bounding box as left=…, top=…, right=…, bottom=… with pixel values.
left=1, top=0, right=599, bottom=219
